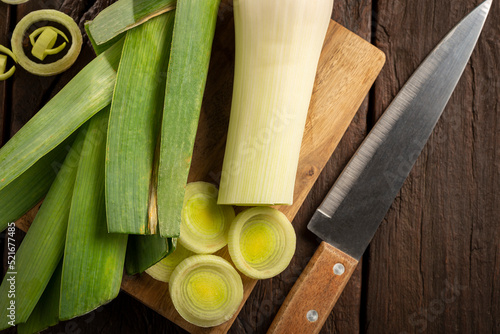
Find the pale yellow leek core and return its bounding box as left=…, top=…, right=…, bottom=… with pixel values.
left=11, top=10, right=82, bottom=76
left=0, top=45, right=17, bottom=81
left=228, top=207, right=296, bottom=279
left=179, top=182, right=235, bottom=254
left=169, top=255, right=244, bottom=327
left=218, top=0, right=334, bottom=205
left=30, top=27, right=68, bottom=61
left=145, top=243, right=194, bottom=283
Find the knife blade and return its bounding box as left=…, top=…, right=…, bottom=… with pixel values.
left=267, top=1, right=491, bottom=333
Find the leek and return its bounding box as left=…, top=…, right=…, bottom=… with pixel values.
left=145, top=243, right=194, bottom=282
left=60, top=108, right=128, bottom=320
left=179, top=182, right=235, bottom=254
left=0, top=45, right=16, bottom=81
left=11, top=10, right=82, bottom=76
left=106, top=12, right=175, bottom=235
left=88, top=0, right=176, bottom=46
left=0, top=136, right=74, bottom=232
left=158, top=0, right=221, bottom=237
left=0, top=127, right=86, bottom=330
left=228, top=207, right=296, bottom=279
left=30, top=27, right=68, bottom=61
left=169, top=255, right=244, bottom=327
left=218, top=0, right=334, bottom=205
left=0, top=37, right=124, bottom=193
left=17, top=261, right=62, bottom=334
left=0, top=0, right=29, bottom=4
left=125, top=235, right=175, bottom=275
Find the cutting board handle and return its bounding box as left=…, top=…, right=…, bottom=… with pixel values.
left=267, top=241, right=358, bottom=334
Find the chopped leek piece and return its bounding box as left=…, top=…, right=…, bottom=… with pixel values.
left=0, top=45, right=17, bottom=81
left=228, top=207, right=296, bottom=280
left=1, top=0, right=29, bottom=4
left=169, top=255, right=244, bottom=327
left=158, top=0, right=221, bottom=237
left=179, top=182, right=235, bottom=254
left=0, top=38, right=124, bottom=193
left=218, top=0, right=334, bottom=205
left=0, top=127, right=86, bottom=330
left=30, top=26, right=68, bottom=61
left=88, top=0, right=176, bottom=46
left=11, top=10, right=83, bottom=76
left=145, top=243, right=194, bottom=282
left=60, top=108, right=128, bottom=320
left=106, top=12, right=175, bottom=235
left=125, top=235, right=175, bottom=275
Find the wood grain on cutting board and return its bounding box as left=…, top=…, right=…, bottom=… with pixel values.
left=13, top=16, right=384, bottom=334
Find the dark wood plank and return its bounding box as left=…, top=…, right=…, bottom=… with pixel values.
left=0, top=2, right=11, bottom=146
left=366, top=0, right=500, bottom=333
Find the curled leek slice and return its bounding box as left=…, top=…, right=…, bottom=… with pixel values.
left=145, top=243, right=194, bottom=283
left=11, top=10, right=83, bottom=76
left=179, top=182, right=235, bottom=254
left=0, top=45, right=17, bottom=81
left=1, top=0, right=30, bottom=4
left=30, top=27, right=68, bottom=61
left=228, top=207, right=296, bottom=279
left=169, top=255, right=244, bottom=327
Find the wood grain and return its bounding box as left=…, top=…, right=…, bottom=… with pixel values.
left=267, top=242, right=358, bottom=334
left=365, top=0, right=500, bottom=333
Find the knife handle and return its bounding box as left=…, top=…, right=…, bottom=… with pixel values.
left=267, top=241, right=358, bottom=334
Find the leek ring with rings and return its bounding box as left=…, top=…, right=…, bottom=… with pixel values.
left=169, top=255, right=244, bottom=327
left=228, top=207, right=296, bottom=279
left=0, top=45, right=17, bottom=81
left=11, top=9, right=83, bottom=76
left=179, top=182, right=235, bottom=254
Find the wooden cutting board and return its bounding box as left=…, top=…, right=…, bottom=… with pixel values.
left=16, top=12, right=385, bottom=334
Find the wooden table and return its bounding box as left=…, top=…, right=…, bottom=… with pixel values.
left=1, top=1, right=499, bottom=333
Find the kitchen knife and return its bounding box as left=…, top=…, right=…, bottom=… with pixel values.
left=267, top=1, right=492, bottom=333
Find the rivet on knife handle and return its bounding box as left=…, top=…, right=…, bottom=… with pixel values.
left=267, top=242, right=357, bottom=334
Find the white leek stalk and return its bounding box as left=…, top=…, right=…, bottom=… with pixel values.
left=218, top=0, right=334, bottom=205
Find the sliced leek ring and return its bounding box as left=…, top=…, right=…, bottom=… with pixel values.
left=179, top=182, right=235, bottom=254
left=169, top=255, right=244, bottom=327
left=228, top=207, right=296, bottom=279
left=145, top=243, right=194, bottom=283
left=0, top=45, right=17, bottom=81
left=30, top=27, right=69, bottom=61
left=1, top=0, right=30, bottom=4
left=11, top=10, right=83, bottom=76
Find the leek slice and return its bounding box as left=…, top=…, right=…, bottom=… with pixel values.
left=11, top=9, right=82, bottom=76
left=145, top=243, right=194, bottom=282
left=169, top=255, right=244, bottom=327
left=179, top=182, right=235, bottom=254
left=0, top=0, right=29, bottom=4
left=0, top=126, right=86, bottom=330
left=228, top=207, right=296, bottom=279
left=157, top=0, right=221, bottom=237
left=0, top=45, right=17, bottom=81
left=218, top=0, right=334, bottom=205
left=60, top=108, right=128, bottom=320
left=0, top=37, right=124, bottom=193
left=88, top=0, right=176, bottom=46
left=29, top=27, right=68, bottom=61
